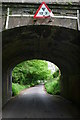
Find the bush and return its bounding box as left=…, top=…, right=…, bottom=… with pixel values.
left=53, top=70, right=59, bottom=78
left=45, top=76, right=60, bottom=95
left=12, top=83, right=28, bottom=96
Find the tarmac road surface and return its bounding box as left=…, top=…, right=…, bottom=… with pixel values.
left=2, top=84, right=80, bottom=118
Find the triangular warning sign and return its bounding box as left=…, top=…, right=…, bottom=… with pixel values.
left=34, top=2, right=51, bottom=18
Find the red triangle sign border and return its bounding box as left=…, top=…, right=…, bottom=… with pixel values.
left=34, top=2, right=51, bottom=19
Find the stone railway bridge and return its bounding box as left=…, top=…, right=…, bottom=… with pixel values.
left=2, top=0, right=80, bottom=107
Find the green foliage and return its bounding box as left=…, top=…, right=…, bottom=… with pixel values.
left=12, top=59, right=60, bottom=96
left=12, top=83, right=26, bottom=96
left=53, top=70, right=59, bottom=78
left=44, top=70, right=60, bottom=95
left=45, top=76, right=60, bottom=95
left=12, top=60, right=53, bottom=86
left=12, top=83, right=30, bottom=96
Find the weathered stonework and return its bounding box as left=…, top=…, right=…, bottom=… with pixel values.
left=2, top=25, right=80, bottom=106
left=2, top=3, right=80, bottom=30
left=2, top=0, right=80, bottom=4
left=2, top=2, right=80, bottom=107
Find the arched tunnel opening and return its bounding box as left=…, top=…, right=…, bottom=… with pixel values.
left=2, top=25, right=80, bottom=118
left=11, top=59, right=61, bottom=97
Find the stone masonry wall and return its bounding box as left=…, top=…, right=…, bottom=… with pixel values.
left=2, top=3, right=80, bottom=30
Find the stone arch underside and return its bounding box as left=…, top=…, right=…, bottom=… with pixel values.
left=2, top=25, right=80, bottom=106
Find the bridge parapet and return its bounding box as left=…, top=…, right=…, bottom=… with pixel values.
left=2, top=0, right=80, bottom=4
left=2, top=2, right=80, bottom=30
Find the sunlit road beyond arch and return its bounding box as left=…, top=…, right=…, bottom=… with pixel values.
left=3, top=85, right=80, bottom=118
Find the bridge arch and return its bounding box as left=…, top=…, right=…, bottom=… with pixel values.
left=2, top=25, right=80, bottom=106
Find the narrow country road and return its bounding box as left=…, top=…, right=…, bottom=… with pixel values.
left=2, top=85, right=80, bottom=118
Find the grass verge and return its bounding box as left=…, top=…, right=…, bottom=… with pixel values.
left=12, top=83, right=30, bottom=96
left=45, top=77, right=60, bottom=95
